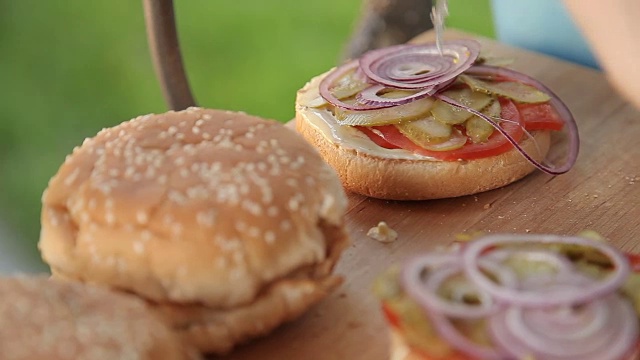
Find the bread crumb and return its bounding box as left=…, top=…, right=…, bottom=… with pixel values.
left=483, top=203, right=491, bottom=210
left=367, top=221, right=398, bottom=243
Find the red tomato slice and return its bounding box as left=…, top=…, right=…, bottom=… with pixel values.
left=626, top=253, right=640, bottom=272
left=354, top=126, right=401, bottom=149
left=371, top=98, right=524, bottom=161
left=518, top=102, right=564, bottom=131
left=381, top=303, right=402, bottom=329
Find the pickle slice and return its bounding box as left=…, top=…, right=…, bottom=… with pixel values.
left=431, top=87, right=493, bottom=125
left=335, top=96, right=435, bottom=126
left=460, top=74, right=551, bottom=104
left=330, top=69, right=369, bottom=99
left=465, top=99, right=501, bottom=143
left=396, top=115, right=453, bottom=145
left=417, top=129, right=467, bottom=151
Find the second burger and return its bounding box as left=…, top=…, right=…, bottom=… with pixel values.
left=38, top=108, right=350, bottom=354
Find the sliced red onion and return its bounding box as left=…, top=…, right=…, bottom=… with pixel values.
left=427, top=311, right=506, bottom=360
left=485, top=248, right=576, bottom=277
left=360, top=40, right=481, bottom=90
left=489, top=294, right=639, bottom=360
left=356, top=78, right=456, bottom=107
left=318, top=60, right=393, bottom=111
left=466, top=65, right=580, bottom=175
left=355, top=85, right=434, bottom=107
left=402, top=255, right=506, bottom=319
left=461, top=234, right=631, bottom=307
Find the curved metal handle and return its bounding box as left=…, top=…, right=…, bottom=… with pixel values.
left=143, top=0, right=196, bottom=110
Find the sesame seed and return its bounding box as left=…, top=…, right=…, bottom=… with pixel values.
left=280, top=220, right=292, bottom=231
left=265, top=231, right=276, bottom=244
left=267, top=206, right=279, bottom=217
left=171, top=223, right=183, bottom=236
left=136, top=211, right=148, bottom=224
left=196, top=210, right=216, bottom=227
left=133, top=241, right=145, bottom=254
left=105, top=212, right=115, bottom=225
left=64, top=168, right=80, bottom=186
left=234, top=221, right=248, bottom=233
left=248, top=226, right=260, bottom=238
left=122, top=167, right=134, bottom=179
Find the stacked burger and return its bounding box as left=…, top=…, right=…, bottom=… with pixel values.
left=1, top=108, right=350, bottom=358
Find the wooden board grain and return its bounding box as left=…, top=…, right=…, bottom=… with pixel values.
left=218, top=29, right=640, bottom=360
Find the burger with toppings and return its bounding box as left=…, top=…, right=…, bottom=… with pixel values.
left=374, top=234, right=640, bottom=360
left=295, top=40, right=579, bottom=200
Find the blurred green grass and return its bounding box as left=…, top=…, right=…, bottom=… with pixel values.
left=0, top=0, right=493, bottom=269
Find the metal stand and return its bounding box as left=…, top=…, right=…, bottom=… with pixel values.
left=142, top=0, right=196, bottom=110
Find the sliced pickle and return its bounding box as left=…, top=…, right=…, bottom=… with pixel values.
left=335, top=96, right=435, bottom=126
left=297, top=84, right=327, bottom=108
left=417, top=128, right=467, bottom=151
left=431, top=87, right=493, bottom=125
left=330, top=70, right=369, bottom=99
left=465, top=99, right=501, bottom=143
left=396, top=115, right=453, bottom=145
left=459, top=74, right=551, bottom=104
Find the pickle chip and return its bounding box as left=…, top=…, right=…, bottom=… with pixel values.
left=460, top=74, right=551, bottom=104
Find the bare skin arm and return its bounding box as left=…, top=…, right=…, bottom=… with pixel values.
left=564, top=1, right=640, bottom=109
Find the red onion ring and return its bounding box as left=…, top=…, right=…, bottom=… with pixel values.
left=355, top=84, right=434, bottom=107
left=318, top=60, right=394, bottom=111
left=466, top=65, right=580, bottom=175
left=402, top=255, right=512, bottom=318
left=359, top=40, right=481, bottom=90
left=489, top=294, right=638, bottom=360
left=461, top=234, right=631, bottom=307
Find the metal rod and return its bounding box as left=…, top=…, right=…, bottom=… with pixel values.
left=143, top=0, right=196, bottom=110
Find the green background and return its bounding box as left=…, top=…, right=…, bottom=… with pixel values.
left=0, top=1, right=494, bottom=270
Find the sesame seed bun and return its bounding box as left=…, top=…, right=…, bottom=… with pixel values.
left=294, top=72, right=551, bottom=201
left=0, top=276, right=197, bottom=360
left=39, top=108, right=349, bottom=353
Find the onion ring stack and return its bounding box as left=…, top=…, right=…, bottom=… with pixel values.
left=399, top=234, right=638, bottom=360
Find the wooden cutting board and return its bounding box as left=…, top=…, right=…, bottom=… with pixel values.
left=218, top=29, right=640, bottom=360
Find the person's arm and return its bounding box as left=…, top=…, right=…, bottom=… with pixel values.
left=564, top=1, right=640, bottom=109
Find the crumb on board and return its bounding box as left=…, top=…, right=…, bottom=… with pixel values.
left=367, top=221, right=398, bottom=243
left=483, top=203, right=491, bottom=210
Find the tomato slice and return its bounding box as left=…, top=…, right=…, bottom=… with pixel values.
left=371, top=98, right=524, bottom=161
left=518, top=102, right=564, bottom=131
left=627, top=253, right=640, bottom=272
left=354, top=126, right=401, bottom=149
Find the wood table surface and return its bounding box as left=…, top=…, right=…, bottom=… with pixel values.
left=219, top=29, right=640, bottom=360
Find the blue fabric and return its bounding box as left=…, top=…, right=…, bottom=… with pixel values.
left=491, top=0, right=600, bottom=69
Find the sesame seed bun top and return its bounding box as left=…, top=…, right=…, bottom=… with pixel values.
left=0, top=276, right=197, bottom=360
left=39, top=108, right=348, bottom=308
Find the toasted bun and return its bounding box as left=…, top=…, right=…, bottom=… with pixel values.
left=294, top=74, right=551, bottom=201
left=0, top=276, right=197, bottom=360
left=39, top=108, right=349, bottom=353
